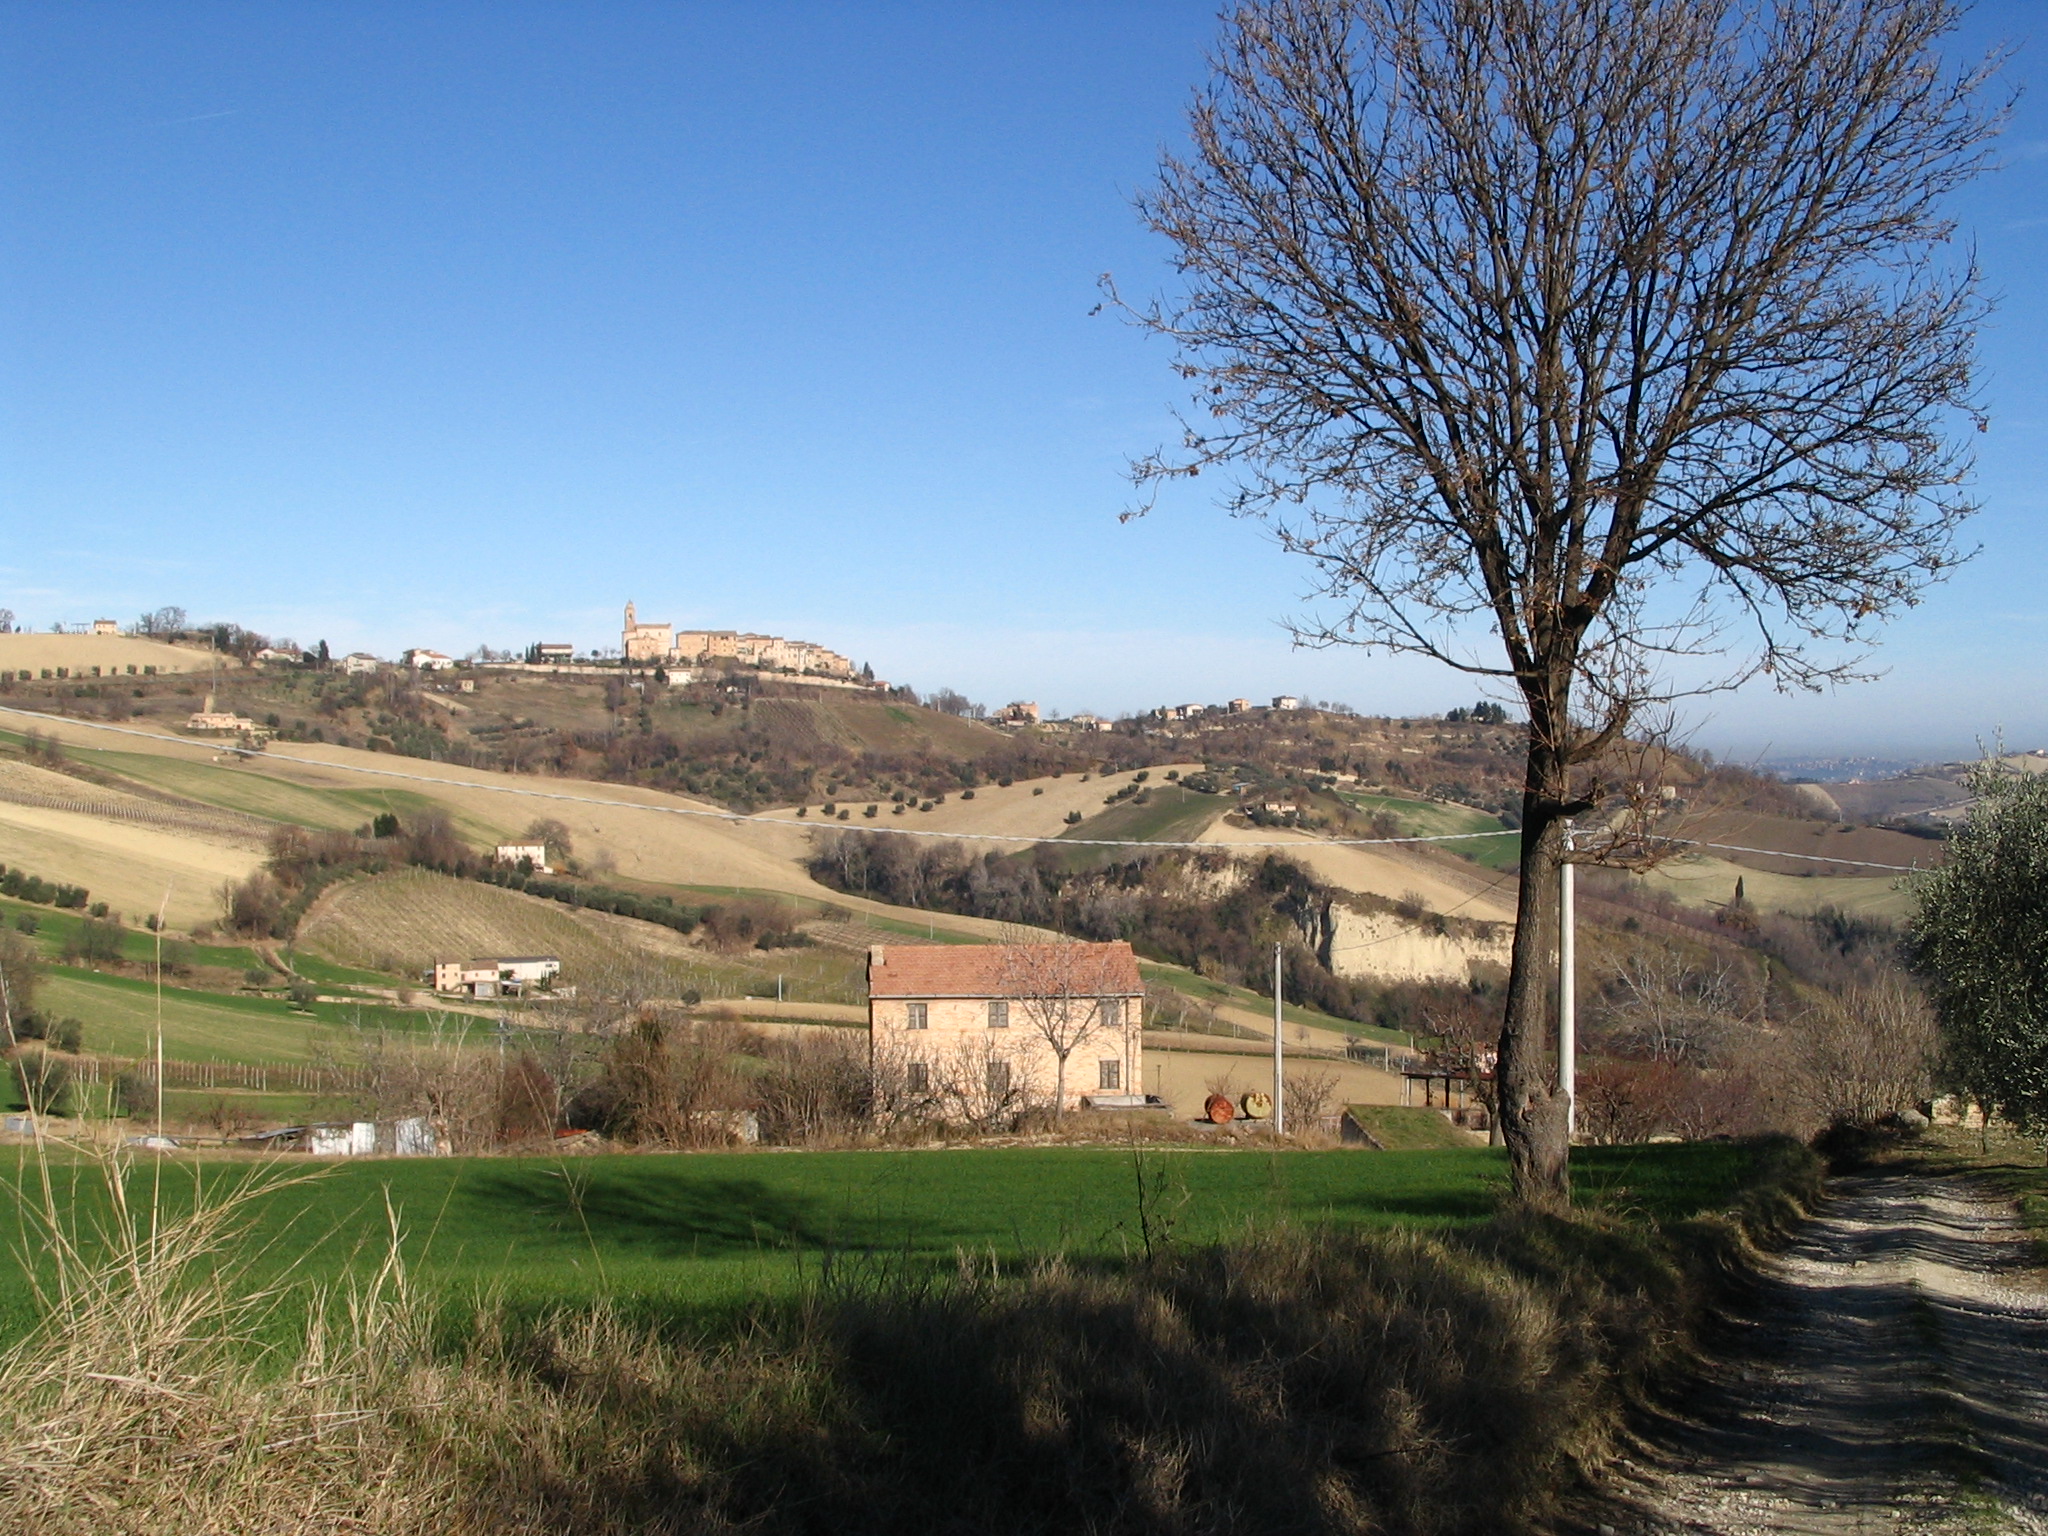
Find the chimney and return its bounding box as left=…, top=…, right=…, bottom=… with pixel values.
left=868, top=945, right=885, bottom=969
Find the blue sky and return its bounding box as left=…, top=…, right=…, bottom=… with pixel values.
left=2, top=1, right=2042, bottom=762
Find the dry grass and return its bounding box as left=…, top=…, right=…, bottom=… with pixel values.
left=297, top=867, right=695, bottom=976
left=0, top=1134, right=1822, bottom=1534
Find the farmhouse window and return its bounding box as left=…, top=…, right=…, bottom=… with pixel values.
left=1098, top=1060, right=1121, bottom=1091
left=986, top=1059, right=1011, bottom=1096
left=987, top=1000, right=1009, bottom=1029
left=906, top=1002, right=928, bottom=1030
left=1098, top=998, right=1122, bottom=1030
left=907, top=1061, right=930, bottom=1092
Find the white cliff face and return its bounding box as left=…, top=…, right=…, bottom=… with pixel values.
left=1322, top=905, right=1511, bottom=985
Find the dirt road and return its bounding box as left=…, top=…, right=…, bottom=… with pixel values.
left=1607, top=1172, right=2048, bottom=1534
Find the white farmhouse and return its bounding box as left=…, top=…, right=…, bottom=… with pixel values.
left=432, top=955, right=561, bottom=998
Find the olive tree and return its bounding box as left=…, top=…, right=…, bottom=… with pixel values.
left=1127, top=0, right=1999, bottom=1199
left=1911, top=766, right=2048, bottom=1137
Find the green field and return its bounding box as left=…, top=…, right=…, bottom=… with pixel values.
left=279, top=949, right=411, bottom=990
left=0, top=895, right=267, bottom=972
left=1061, top=787, right=1222, bottom=862
left=1339, top=790, right=1520, bottom=871
left=25, top=966, right=498, bottom=1066
left=0, top=1139, right=1780, bottom=1344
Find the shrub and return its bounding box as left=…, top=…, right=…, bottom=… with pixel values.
left=0, top=928, right=39, bottom=1020
left=113, top=1068, right=153, bottom=1118
left=63, top=916, right=126, bottom=965
left=12, top=1045, right=71, bottom=1115
left=495, top=1052, right=559, bottom=1144
left=221, top=874, right=287, bottom=938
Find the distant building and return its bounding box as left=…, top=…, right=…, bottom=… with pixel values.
left=671, top=626, right=854, bottom=677
left=634, top=605, right=855, bottom=677
left=1067, top=712, right=1113, bottom=733
left=1272, top=695, right=1302, bottom=710
left=90, top=619, right=119, bottom=636
left=339, top=652, right=380, bottom=675
left=432, top=955, right=561, bottom=998
left=1227, top=698, right=1252, bottom=713
left=993, top=701, right=1040, bottom=725
left=621, top=602, right=674, bottom=662
left=494, top=842, right=552, bottom=873
left=404, top=648, right=457, bottom=671
left=184, top=694, right=263, bottom=737
left=253, top=647, right=298, bottom=664
left=528, top=643, right=574, bottom=664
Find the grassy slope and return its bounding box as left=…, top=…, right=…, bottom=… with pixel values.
left=1057, top=787, right=1224, bottom=863
left=1625, top=851, right=1914, bottom=919
left=0, top=1139, right=1782, bottom=1340
left=81, top=746, right=486, bottom=839
left=25, top=967, right=474, bottom=1065
left=298, top=869, right=868, bottom=1006
left=1337, top=789, right=1520, bottom=871
left=1346, top=1104, right=1476, bottom=1150
left=1136, top=961, right=1408, bottom=1047
left=0, top=895, right=260, bottom=971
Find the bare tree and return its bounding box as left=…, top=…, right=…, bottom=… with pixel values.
left=135, top=606, right=187, bottom=638
left=522, top=818, right=574, bottom=860
left=1127, top=0, right=1999, bottom=1199
left=936, top=1034, right=1036, bottom=1130
left=1787, top=975, right=1937, bottom=1130
left=1285, top=1065, right=1340, bottom=1129
left=997, top=942, right=1133, bottom=1117
left=1591, top=948, right=1761, bottom=1065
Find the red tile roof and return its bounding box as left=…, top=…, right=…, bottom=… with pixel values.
left=867, top=942, right=1143, bottom=999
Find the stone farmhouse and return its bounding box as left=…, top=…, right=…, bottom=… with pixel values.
left=867, top=942, right=1146, bottom=1115
left=620, top=602, right=854, bottom=677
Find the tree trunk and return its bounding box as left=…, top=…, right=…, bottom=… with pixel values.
left=1496, top=754, right=1572, bottom=1205
left=1054, top=1052, right=1068, bottom=1119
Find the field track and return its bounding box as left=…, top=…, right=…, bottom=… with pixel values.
left=1614, top=1171, right=2048, bottom=1533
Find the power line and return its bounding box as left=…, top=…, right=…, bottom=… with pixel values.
left=0, top=704, right=1937, bottom=871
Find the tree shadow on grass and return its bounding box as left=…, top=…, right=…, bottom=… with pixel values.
left=455, top=1164, right=990, bottom=1265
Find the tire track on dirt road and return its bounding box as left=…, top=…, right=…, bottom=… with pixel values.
left=1601, top=1172, right=2048, bottom=1534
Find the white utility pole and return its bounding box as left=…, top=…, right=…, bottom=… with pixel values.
left=1558, top=820, right=1577, bottom=1139
left=1272, top=941, right=1285, bottom=1135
